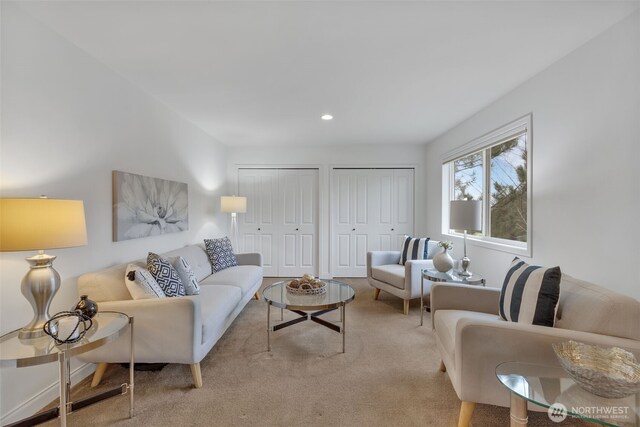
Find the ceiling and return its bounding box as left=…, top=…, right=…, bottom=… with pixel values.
left=14, top=1, right=640, bottom=147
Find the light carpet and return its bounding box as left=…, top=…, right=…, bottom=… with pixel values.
left=45, top=278, right=590, bottom=426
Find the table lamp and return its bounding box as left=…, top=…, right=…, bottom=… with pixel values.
left=0, top=198, right=88, bottom=339
left=449, top=200, right=482, bottom=277
left=220, top=196, right=246, bottom=251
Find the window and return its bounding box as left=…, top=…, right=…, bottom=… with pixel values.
left=442, top=115, right=532, bottom=255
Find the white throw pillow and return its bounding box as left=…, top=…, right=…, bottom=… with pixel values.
left=125, top=264, right=166, bottom=300
left=170, top=256, right=201, bottom=295
left=426, top=240, right=440, bottom=259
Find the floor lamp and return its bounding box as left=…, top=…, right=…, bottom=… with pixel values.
left=449, top=200, right=482, bottom=277
left=0, top=198, right=88, bottom=339
left=221, top=196, right=247, bottom=251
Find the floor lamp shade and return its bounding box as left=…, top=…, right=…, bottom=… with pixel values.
left=449, top=200, right=482, bottom=277
left=0, top=198, right=88, bottom=339
left=220, top=196, right=247, bottom=214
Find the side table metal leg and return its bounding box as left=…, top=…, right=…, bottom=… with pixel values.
left=58, top=352, right=67, bottom=427
left=267, top=302, right=271, bottom=352
left=129, top=317, right=135, bottom=418
left=510, top=393, right=528, bottom=426
left=341, top=303, right=346, bottom=353
left=420, top=274, right=424, bottom=326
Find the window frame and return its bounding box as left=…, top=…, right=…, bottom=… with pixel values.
left=441, top=114, right=532, bottom=257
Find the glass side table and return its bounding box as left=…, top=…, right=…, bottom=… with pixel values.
left=420, top=268, right=485, bottom=326
left=496, top=361, right=639, bottom=426
left=0, top=311, right=134, bottom=427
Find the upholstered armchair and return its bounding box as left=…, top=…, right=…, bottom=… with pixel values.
left=367, top=250, right=435, bottom=314
left=431, top=276, right=640, bottom=427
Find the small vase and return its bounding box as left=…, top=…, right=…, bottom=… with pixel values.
left=74, top=295, right=98, bottom=319
left=433, top=249, right=454, bottom=273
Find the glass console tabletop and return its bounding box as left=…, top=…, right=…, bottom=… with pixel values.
left=496, top=361, right=639, bottom=426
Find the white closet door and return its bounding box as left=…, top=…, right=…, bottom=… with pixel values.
left=331, top=168, right=414, bottom=277
left=277, top=169, right=319, bottom=277
left=238, top=169, right=279, bottom=277
left=332, top=170, right=372, bottom=277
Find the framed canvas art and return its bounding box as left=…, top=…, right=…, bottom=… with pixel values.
left=113, top=171, right=188, bottom=241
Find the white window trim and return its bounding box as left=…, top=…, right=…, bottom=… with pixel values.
left=441, top=114, right=533, bottom=257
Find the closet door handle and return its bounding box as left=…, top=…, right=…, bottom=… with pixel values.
left=352, top=228, right=356, bottom=231
left=258, top=228, right=261, bottom=231
left=295, top=228, right=299, bottom=231
left=391, top=228, right=394, bottom=231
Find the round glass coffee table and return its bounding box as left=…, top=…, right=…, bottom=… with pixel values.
left=496, top=361, right=639, bottom=426
left=262, top=279, right=355, bottom=353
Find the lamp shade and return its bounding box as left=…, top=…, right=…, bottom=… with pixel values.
left=449, top=200, right=482, bottom=232
left=220, top=196, right=247, bottom=213
left=0, top=198, right=88, bottom=251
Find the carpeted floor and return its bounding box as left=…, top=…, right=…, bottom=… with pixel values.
left=45, top=278, right=591, bottom=426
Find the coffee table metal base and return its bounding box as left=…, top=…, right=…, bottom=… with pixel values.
left=267, top=303, right=346, bottom=353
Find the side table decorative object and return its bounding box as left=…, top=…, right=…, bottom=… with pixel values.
left=420, top=268, right=485, bottom=326
left=432, top=241, right=454, bottom=273
left=0, top=311, right=134, bottom=427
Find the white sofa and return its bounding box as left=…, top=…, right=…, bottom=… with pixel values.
left=367, top=242, right=440, bottom=314
left=76, top=243, right=263, bottom=388
left=431, top=275, right=640, bottom=427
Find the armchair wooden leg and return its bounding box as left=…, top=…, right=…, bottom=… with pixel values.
left=91, top=362, right=109, bottom=387
left=254, top=291, right=260, bottom=300
left=373, top=288, right=381, bottom=300
left=439, top=360, right=447, bottom=372
left=190, top=363, right=203, bottom=388
left=403, top=300, right=410, bottom=315
left=458, top=401, right=476, bottom=427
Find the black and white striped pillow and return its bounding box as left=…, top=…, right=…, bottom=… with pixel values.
left=499, top=257, right=561, bottom=327
left=399, top=236, right=430, bottom=265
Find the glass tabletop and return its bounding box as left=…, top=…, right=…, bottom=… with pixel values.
left=263, top=279, right=355, bottom=310
left=423, top=268, right=485, bottom=285
left=496, top=361, right=639, bottom=426
left=0, top=312, right=129, bottom=368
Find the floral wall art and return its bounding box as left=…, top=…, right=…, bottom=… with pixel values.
left=112, top=171, right=188, bottom=241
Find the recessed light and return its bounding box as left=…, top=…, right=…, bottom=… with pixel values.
left=321, top=114, right=333, bottom=121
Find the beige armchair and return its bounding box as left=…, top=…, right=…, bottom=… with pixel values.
left=367, top=250, right=435, bottom=314
left=431, top=275, right=640, bottom=427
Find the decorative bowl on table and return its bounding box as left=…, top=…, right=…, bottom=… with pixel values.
left=552, top=340, right=640, bottom=399
left=286, top=274, right=327, bottom=296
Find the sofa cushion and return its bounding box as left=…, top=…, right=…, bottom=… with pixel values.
left=199, top=285, right=242, bottom=344
left=204, top=237, right=238, bottom=273
left=163, top=245, right=211, bottom=282
left=170, top=256, right=201, bottom=295
left=556, top=274, right=640, bottom=340
left=147, top=252, right=186, bottom=297
left=201, top=265, right=262, bottom=297
left=371, top=264, right=405, bottom=290
left=434, top=309, right=503, bottom=362
left=125, top=264, right=166, bottom=299
left=499, top=257, right=561, bottom=327
left=399, top=236, right=430, bottom=265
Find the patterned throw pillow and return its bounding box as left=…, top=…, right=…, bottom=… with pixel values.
left=204, top=237, right=238, bottom=273
left=147, top=252, right=185, bottom=297
left=499, top=257, right=561, bottom=327
left=170, top=256, right=200, bottom=295
left=399, top=236, right=430, bottom=265
left=125, top=264, right=166, bottom=300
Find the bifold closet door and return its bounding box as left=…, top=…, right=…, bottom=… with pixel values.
left=331, top=168, right=414, bottom=277
left=238, top=168, right=318, bottom=277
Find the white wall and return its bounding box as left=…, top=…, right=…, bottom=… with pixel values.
left=226, top=144, right=427, bottom=277
left=0, top=4, right=228, bottom=422
left=424, top=11, right=640, bottom=299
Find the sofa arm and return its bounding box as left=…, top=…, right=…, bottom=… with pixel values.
left=80, top=296, right=202, bottom=364
left=235, top=252, right=262, bottom=267
left=431, top=283, right=500, bottom=328
left=451, top=317, right=640, bottom=403
left=405, top=259, right=434, bottom=298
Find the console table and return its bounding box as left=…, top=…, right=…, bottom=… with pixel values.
left=0, top=312, right=134, bottom=426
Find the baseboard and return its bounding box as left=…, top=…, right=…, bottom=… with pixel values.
left=1, top=362, right=96, bottom=425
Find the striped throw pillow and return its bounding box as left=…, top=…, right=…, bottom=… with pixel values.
left=499, top=257, right=561, bottom=327
left=399, top=236, right=430, bottom=265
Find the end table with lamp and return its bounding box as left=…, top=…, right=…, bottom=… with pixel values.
left=420, top=268, right=485, bottom=326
